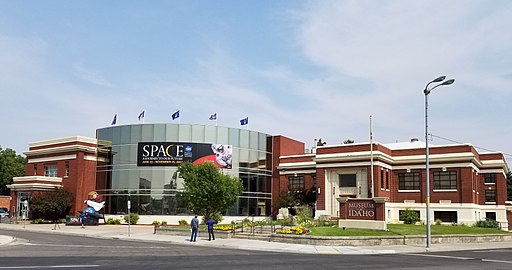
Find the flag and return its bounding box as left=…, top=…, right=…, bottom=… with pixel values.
left=111, top=114, right=117, bottom=125
left=240, top=117, right=249, bottom=125
left=138, top=111, right=145, bottom=121
left=209, top=113, right=217, bottom=120
left=171, top=110, right=180, bottom=120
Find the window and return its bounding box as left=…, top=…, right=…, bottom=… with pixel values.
left=44, top=165, right=58, bottom=177
left=433, top=171, right=457, bottom=190
left=484, top=173, right=496, bottom=184
left=486, top=212, right=496, bottom=221
left=485, top=189, right=496, bottom=203
left=33, top=165, right=37, bottom=176
left=312, top=174, right=316, bottom=190
left=386, top=171, right=389, bottom=190
left=398, top=172, right=420, bottom=190
left=434, top=211, right=458, bottom=223
left=288, top=176, right=304, bottom=191
left=339, top=174, right=357, bottom=187
left=65, top=162, right=69, bottom=177
left=380, top=170, right=384, bottom=188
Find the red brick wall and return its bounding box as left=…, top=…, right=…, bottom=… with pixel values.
left=0, top=196, right=11, bottom=210
left=271, top=136, right=305, bottom=216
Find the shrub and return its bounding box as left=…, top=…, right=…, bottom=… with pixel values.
left=123, top=213, right=139, bottom=225
left=106, top=217, right=121, bottom=224
left=474, top=219, right=499, bottom=229
left=296, top=206, right=313, bottom=226
left=400, top=208, right=420, bottom=224
left=178, top=219, right=188, bottom=225
left=161, top=221, right=168, bottom=226
left=32, top=218, right=44, bottom=224
left=434, top=219, right=443, bottom=225
left=202, top=212, right=223, bottom=224
left=152, top=220, right=161, bottom=226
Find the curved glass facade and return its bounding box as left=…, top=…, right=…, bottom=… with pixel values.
left=96, top=124, right=272, bottom=217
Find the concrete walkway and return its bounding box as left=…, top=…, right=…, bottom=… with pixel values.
left=2, top=223, right=512, bottom=255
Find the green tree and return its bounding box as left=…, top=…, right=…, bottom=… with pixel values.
left=178, top=161, right=243, bottom=219
left=0, top=147, right=26, bottom=195
left=29, top=188, right=73, bottom=222
left=507, top=171, right=512, bottom=201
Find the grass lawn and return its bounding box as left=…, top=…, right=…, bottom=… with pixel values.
left=308, top=224, right=509, bottom=237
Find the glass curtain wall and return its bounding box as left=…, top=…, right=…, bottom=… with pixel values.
left=96, top=124, right=272, bottom=217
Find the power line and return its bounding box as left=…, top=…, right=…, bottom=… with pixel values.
left=430, top=133, right=512, bottom=159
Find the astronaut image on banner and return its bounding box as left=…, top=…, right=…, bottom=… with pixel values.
left=211, top=144, right=233, bottom=168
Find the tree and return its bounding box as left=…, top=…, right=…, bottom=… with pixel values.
left=0, top=147, right=26, bottom=195
left=343, top=139, right=354, bottom=144
left=507, top=171, right=512, bottom=201
left=178, top=161, right=243, bottom=219
left=29, top=188, right=73, bottom=222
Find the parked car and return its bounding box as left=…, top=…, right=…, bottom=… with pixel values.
left=0, top=209, right=8, bottom=218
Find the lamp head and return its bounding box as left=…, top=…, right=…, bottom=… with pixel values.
left=441, top=79, right=455, bottom=85
left=432, top=76, right=446, bottom=83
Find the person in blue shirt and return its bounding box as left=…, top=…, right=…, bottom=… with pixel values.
left=190, top=215, right=199, bottom=242
left=205, top=216, right=216, bottom=241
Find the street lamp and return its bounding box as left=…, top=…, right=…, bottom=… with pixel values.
left=424, top=76, right=455, bottom=248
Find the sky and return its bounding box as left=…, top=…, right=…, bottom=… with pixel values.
left=0, top=0, right=511, bottom=165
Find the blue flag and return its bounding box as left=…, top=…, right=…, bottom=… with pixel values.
left=240, top=117, right=248, bottom=125
left=111, top=114, right=117, bottom=125
left=138, top=111, right=145, bottom=121
left=209, top=113, right=217, bottom=120
left=172, top=110, right=180, bottom=120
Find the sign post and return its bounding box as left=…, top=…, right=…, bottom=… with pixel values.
left=127, top=200, right=131, bottom=237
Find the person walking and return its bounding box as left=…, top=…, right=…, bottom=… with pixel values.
left=205, top=216, right=216, bottom=241
left=190, top=215, right=199, bottom=242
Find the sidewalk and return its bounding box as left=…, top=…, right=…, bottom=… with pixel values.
left=2, top=223, right=512, bottom=255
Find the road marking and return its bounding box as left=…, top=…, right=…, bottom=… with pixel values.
left=407, top=254, right=473, bottom=260
left=26, top=243, right=168, bottom=249
left=482, top=259, right=512, bottom=264
left=0, top=265, right=99, bottom=269
left=408, top=254, right=512, bottom=264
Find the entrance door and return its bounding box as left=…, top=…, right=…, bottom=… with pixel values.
left=17, top=192, right=30, bottom=219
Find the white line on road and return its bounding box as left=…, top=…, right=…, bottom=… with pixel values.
left=408, top=254, right=512, bottom=264
left=407, top=254, right=473, bottom=260
left=0, top=265, right=99, bottom=269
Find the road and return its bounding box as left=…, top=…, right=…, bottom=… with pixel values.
left=2, top=229, right=512, bottom=269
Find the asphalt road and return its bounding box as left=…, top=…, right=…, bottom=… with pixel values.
left=2, top=229, right=512, bottom=269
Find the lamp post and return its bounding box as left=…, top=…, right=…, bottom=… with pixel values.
left=424, top=76, right=455, bottom=248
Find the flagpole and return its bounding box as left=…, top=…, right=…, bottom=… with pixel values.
left=370, top=114, right=374, bottom=198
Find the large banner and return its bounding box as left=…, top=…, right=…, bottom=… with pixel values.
left=137, top=142, right=232, bottom=168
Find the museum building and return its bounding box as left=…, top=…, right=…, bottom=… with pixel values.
left=7, top=124, right=511, bottom=228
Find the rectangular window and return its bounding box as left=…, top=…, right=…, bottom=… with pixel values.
left=65, top=162, right=69, bottom=177
left=398, top=172, right=420, bottom=190
left=44, top=165, right=58, bottom=177
left=288, top=176, right=304, bottom=191
left=433, top=171, right=457, bottom=190
left=485, top=189, right=496, bottom=203
left=386, top=171, right=389, bottom=190
left=33, top=165, right=37, bottom=176
left=486, top=212, right=496, bottom=221
left=312, top=174, right=316, bottom=189
left=434, top=211, right=458, bottom=223
left=484, top=173, right=496, bottom=184
left=339, top=174, right=357, bottom=187
left=380, top=170, right=384, bottom=188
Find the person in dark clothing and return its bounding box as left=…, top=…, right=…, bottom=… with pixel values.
left=205, top=217, right=216, bottom=241
left=190, top=215, right=199, bottom=242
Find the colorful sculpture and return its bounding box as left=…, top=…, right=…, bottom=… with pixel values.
left=78, top=191, right=105, bottom=226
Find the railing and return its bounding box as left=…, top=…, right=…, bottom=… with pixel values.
left=231, top=216, right=278, bottom=237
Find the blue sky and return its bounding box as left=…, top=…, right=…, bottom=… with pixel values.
left=1, top=0, right=511, bottom=165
